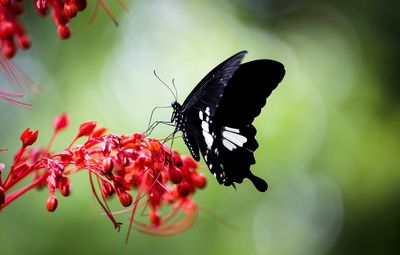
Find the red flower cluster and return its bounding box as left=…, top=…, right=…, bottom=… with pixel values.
left=0, top=0, right=125, bottom=58
left=0, top=113, right=207, bottom=239
left=34, top=0, right=89, bottom=40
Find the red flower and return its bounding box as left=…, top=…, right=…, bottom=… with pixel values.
left=0, top=113, right=207, bottom=239
left=117, top=190, right=132, bottom=207
left=46, top=195, right=58, bottom=212
left=53, top=112, right=69, bottom=132
left=100, top=180, right=114, bottom=198
left=0, top=0, right=126, bottom=58
left=77, top=121, right=96, bottom=138
left=91, top=127, right=107, bottom=138
left=20, top=128, right=38, bottom=147
left=59, top=176, right=71, bottom=196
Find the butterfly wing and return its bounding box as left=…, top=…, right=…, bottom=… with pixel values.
left=181, top=51, right=247, bottom=115
left=216, top=59, right=285, bottom=125
left=210, top=59, right=285, bottom=191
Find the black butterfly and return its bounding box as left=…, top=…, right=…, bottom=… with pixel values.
left=171, top=51, right=285, bottom=192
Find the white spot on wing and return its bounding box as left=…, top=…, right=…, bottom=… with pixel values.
left=222, top=130, right=247, bottom=147
left=222, top=139, right=236, bottom=151
left=202, top=130, right=214, bottom=149
left=199, top=111, right=203, bottom=120
left=224, top=126, right=240, bottom=133
left=201, top=121, right=209, bottom=132
left=205, top=107, right=210, bottom=115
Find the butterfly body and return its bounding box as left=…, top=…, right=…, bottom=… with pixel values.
left=172, top=51, right=285, bottom=192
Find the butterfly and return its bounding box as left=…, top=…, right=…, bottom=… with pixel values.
left=171, top=51, right=285, bottom=192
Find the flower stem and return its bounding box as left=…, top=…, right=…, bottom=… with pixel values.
left=1, top=173, right=47, bottom=210
left=88, top=169, right=121, bottom=230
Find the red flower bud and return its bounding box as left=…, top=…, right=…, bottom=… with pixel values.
left=182, top=156, right=198, bottom=169
left=118, top=191, right=132, bottom=207
left=64, top=3, right=78, bottom=18
left=168, top=165, right=182, bottom=184
left=177, top=182, right=190, bottom=197
left=35, top=0, right=47, bottom=10
left=17, top=35, right=31, bottom=49
left=91, top=127, right=107, bottom=138
left=46, top=195, right=58, bottom=212
left=0, top=21, right=14, bottom=38
left=20, top=128, right=39, bottom=147
left=59, top=177, right=71, bottom=197
left=75, top=0, right=87, bottom=11
left=102, top=158, right=113, bottom=174
left=193, top=173, right=207, bottom=189
left=77, top=121, right=96, bottom=138
left=172, top=152, right=183, bottom=167
left=101, top=180, right=115, bottom=198
left=2, top=40, right=16, bottom=59
left=60, top=184, right=70, bottom=197
left=58, top=25, right=70, bottom=39
left=53, top=113, right=69, bottom=132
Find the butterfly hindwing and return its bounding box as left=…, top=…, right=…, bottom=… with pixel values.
left=206, top=59, right=285, bottom=191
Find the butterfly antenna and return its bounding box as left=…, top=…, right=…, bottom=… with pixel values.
left=153, top=70, right=177, bottom=101
left=172, top=78, right=178, bottom=101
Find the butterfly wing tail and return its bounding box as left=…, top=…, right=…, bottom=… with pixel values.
left=248, top=172, right=268, bottom=192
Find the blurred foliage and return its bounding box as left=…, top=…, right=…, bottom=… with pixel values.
left=0, top=0, right=399, bottom=255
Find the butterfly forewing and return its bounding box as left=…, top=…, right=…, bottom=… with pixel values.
left=181, top=51, right=247, bottom=116
left=215, top=59, right=285, bottom=126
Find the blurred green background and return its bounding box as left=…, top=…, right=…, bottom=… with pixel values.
left=1, top=0, right=399, bottom=254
